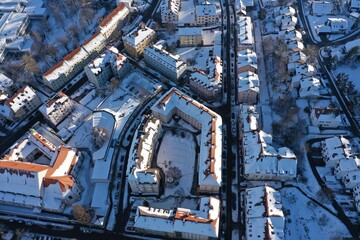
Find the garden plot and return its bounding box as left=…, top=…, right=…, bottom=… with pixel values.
left=156, top=130, right=197, bottom=197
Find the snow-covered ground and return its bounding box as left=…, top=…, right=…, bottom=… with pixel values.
left=281, top=187, right=351, bottom=240
left=156, top=131, right=196, bottom=197
left=334, top=63, right=360, bottom=91
left=175, top=46, right=213, bottom=71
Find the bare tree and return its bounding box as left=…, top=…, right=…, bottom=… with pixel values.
left=57, top=36, right=70, bottom=52
left=22, top=54, right=41, bottom=76
left=79, top=7, right=95, bottom=26
left=46, top=44, right=59, bottom=61
left=92, top=126, right=110, bottom=149
left=49, top=2, right=65, bottom=30
left=109, top=78, right=120, bottom=92
left=72, top=204, right=93, bottom=224
left=68, top=24, right=81, bottom=42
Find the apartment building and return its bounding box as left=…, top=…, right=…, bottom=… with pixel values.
left=144, top=43, right=187, bottom=81
left=189, top=56, right=222, bottom=100
left=99, top=3, right=129, bottom=38
left=40, top=92, right=75, bottom=126
left=85, top=47, right=131, bottom=88
left=0, top=129, right=83, bottom=212
left=178, top=28, right=203, bottom=47
left=245, top=186, right=285, bottom=240
left=133, top=197, right=220, bottom=239
left=310, top=107, right=342, bottom=128
left=321, top=136, right=352, bottom=168
left=128, top=115, right=162, bottom=195
left=195, top=4, right=218, bottom=26
left=237, top=71, right=259, bottom=104
left=5, top=85, right=41, bottom=119
left=123, top=26, right=156, bottom=58
left=237, top=49, right=257, bottom=74
left=161, top=0, right=180, bottom=23
left=237, top=16, right=254, bottom=50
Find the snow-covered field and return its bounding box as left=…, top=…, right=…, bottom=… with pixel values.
left=156, top=131, right=196, bottom=197
left=281, top=187, right=351, bottom=240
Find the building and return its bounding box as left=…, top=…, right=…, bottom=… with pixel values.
left=98, top=3, right=129, bottom=38
left=333, top=157, right=360, bottom=179
left=0, top=73, right=17, bottom=99
left=0, top=12, right=32, bottom=62
left=286, top=40, right=304, bottom=52
left=237, top=71, right=259, bottom=104
left=288, top=51, right=307, bottom=64
left=195, top=4, right=218, bottom=26
left=350, top=0, right=360, bottom=11
left=151, top=88, right=222, bottom=193
left=123, top=26, right=156, bottom=58
left=317, top=18, right=348, bottom=34
left=275, top=15, right=297, bottom=31
left=0, top=129, right=83, bottom=212
left=245, top=186, right=285, bottom=240
left=273, top=6, right=295, bottom=17
left=343, top=171, right=360, bottom=189
left=40, top=92, right=75, bottom=127
left=311, top=1, right=334, bottom=16
left=189, top=56, right=222, bottom=100
left=237, top=49, right=257, bottom=74
left=5, top=85, right=41, bottom=119
left=310, top=107, right=342, bottom=128
left=128, top=115, right=162, bottom=195
left=133, top=197, right=220, bottom=239
left=298, top=77, right=321, bottom=98
left=85, top=47, right=131, bottom=88
left=43, top=5, right=129, bottom=91
left=352, top=184, right=360, bottom=213
left=278, top=29, right=302, bottom=42
left=237, top=16, right=254, bottom=50
left=321, top=136, right=351, bottom=168
left=161, top=0, right=180, bottom=23
left=178, top=28, right=203, bottom=47
left=242, top=130, right=297, bottom=180
left=238, top=104, right=259, bottom=139
left=144, top=43, right=187, bottom=81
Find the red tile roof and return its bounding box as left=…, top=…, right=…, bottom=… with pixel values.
left=99, top=3, right=126, bottom=27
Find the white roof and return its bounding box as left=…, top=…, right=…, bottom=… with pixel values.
left=351, top=0, right=360, bottom=9
left=0, top=12, right=27, bottom=41
left=278, top=29, right=302, bottom=41
left=6, top=85, right=40, bottom=113
left=39, top=92, right=71, bottom=115
left=237, top=16, right=254, bottom=46
left=178, top=27, right=203, bottom=36
left=312, top=1, right=333, bottom=15
left=286, top=40, right=304, bottom=51
left=237, top=49, right=257, bottom=71
left=299, top=77, right=321, bottom=98
left=238, top=71, right=259, bottom=93
left=195, top=4, right=217, bottom=16
left=123, top=26, right=155, bottom=47
left=245, top=186, right=284, bottom=218
left=288, top=51, right=307, bottom=63
left=322, top=136, right=352, bottom=160
left=92, top=111, right=115, bottom=161
left=151, top=88, right=222, bottom=188
left=239, top=104, right=259, bottom=133
left=274, top=6, right=295, bottom=16
left=0, top=73, right=14, bottom=94
left=336, top=157, right=360, bottom=174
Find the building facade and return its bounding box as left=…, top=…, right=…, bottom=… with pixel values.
left=144, top=44, right=187, bottom=81
left=40, top=92, right=75, bottom=126
left=123, top=26, right=156, bottom=58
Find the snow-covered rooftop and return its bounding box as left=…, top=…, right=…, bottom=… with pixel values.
left=238, top=71, right=259, bottom=93
left=237, top=49, right=257, bottom=72
left=237, top=16, right=254, bottom=46
left=122, top=26, right=155, bottom=48
left=195, top=4, right=217, bottom=17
